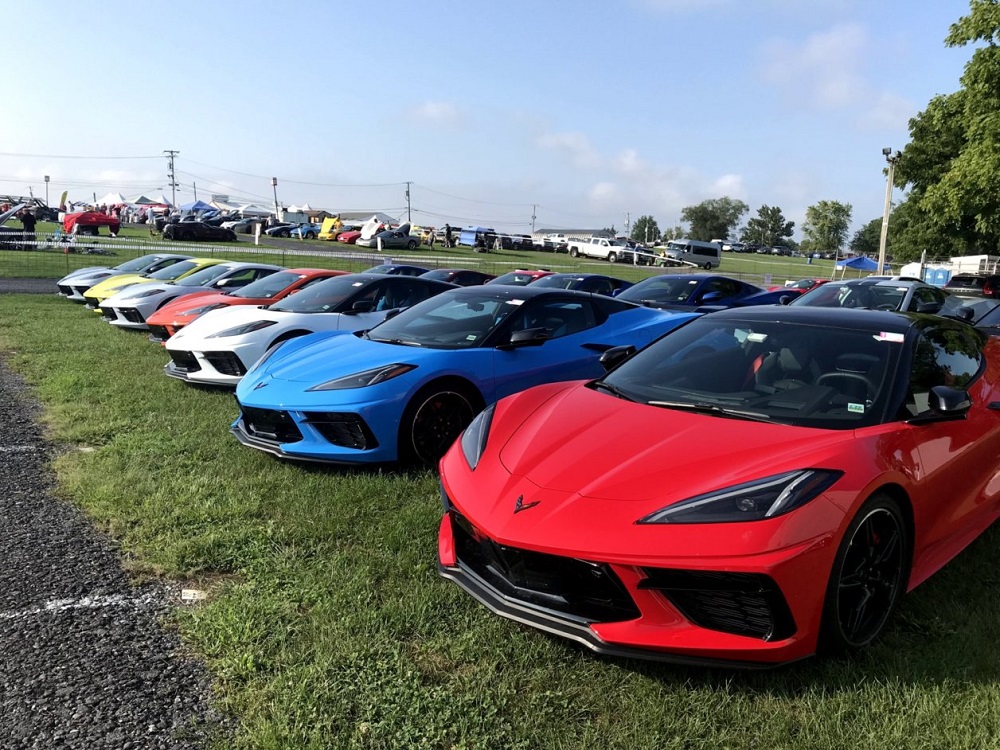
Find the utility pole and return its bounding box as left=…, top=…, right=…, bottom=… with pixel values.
left=531, top=204, right=537, bottom=234
left=193, top=182, right=197, bottom=201
left=44, top=175, right=49, bottom=206
left=164, top=150, right=179, bottom=207
left=877, top=148, right=900, bottom=276
left=271, top=177, right=279, bottom=219
left=404, top=182, right=412, bottom=223
left=625, top=212, right=630, bottom=240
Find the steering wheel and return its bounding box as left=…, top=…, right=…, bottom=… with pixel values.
left=816, top=372, right=876, bottom=399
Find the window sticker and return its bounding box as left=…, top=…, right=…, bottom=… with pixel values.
left=746, top=332, right=769, bottom=342
left=877, top=332, right=905, bottom=343
left=506, top=299, right=525, bottom=306
left=848, top=403, right=866, bottom=414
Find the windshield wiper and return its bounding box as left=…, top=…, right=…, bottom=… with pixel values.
left=369, top=337, right=423, bottom=347
left=648, top=400, right=771, bottom=422
left=593, top=381, right=635, bottom=401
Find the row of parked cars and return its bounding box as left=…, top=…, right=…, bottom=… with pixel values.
left=51, top=257, right=1000, bottom=669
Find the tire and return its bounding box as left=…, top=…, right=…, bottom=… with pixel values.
left=819, top=493, right=909, bottom=655
left=399, top=383, right=481, bottom=466
left=608, top=252, right=618, bottom=263
left=305, top=232, right=315, bottom=240
left=407, top=239, right=418, bottom=249
left=569, top=247, right=579, bottom=258
left=704, top=262, right=713, bottom=270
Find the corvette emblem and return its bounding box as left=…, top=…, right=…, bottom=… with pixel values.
left=513, top=495, right=541, bottom=514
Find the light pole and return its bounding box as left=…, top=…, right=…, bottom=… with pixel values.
left=271, top=177, right=279, bottom=220
left=44, top=175, right=49, bottom=206
left=877, top=148, right=900, bottom=275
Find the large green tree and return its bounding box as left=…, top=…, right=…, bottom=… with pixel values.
left=850, top=218, right=883, bottom=256
left=800, top=200, right=852, bottom=255
left=630, top=215, right=660, bottom=245
left=893, top=0, right=1000, bottom=257
left=680, top=197, right=748, bottom=242
left=741, top=205, right=794, bottom=247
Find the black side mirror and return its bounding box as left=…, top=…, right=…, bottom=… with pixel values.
left=779, top=294, right=793, bottom=305
left=909, top=385, right=972, bottom=424
left=499, top=327, right=550, bottom=349
left=599, top=345, right=636, bottom=372
left=345, top=300, right=375, bottom=315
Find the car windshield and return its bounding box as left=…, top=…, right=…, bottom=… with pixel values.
left=175, top=265, right=235, bottom=287
left=490, top=272, right=539, bottom=286
left=114, top=254, right=160, bottom=273
left=230, top=270, right=301, bottom=299
left=530, top=275, right=584, bottom=290
left=269, top=275, right=369, bottom=313
left=598, top=316, right=903, bottom=430
left=790, top=282, right=905, bottom=310
left=616, top=276, right=700, bottom=304
left=366, top=291, right=520, bottom=349
left=148, top=259, right=203, bottom=281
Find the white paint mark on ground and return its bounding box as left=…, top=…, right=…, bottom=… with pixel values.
left=0, top=593, right=162, bottom=621
left=0, top=445, right=39, bottom=453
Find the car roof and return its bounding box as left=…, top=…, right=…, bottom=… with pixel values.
left=440, top=284, right=612, bottom=301
left=704, top=304, right=919, bottom=332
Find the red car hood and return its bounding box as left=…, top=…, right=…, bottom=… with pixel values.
left=497, top=384, right=853, bottom=503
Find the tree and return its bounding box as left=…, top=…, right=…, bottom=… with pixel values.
left=741, top=205, right=794, bottom=247
left=800, top=200, right=852, bottom=255
left=892, top=2, right=1000, bottom=255
left=660, top=225, right=685, bottom=242
left=850, top=218, right=883, bottom=256
left=679, top=197, right=748, bottom=242
left=630, top=215, right=660, bottom=245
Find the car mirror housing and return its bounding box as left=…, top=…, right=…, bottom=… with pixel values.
left=346, top=300, right=376, bottom=315
left=598, top=345, right=636, bottom=372
left=499, top=327, right=550, bottom=349
left=909, top=385, right=972, bottom=424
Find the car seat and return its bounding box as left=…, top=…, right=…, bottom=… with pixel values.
left=755, top=347, right=822, bottom=393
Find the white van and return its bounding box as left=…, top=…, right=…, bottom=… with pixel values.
left=657, top=239, right=722, bottom=270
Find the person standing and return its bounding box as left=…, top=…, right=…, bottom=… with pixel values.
left=444, top=223, right=453, bottom=248
left=426, top=227, right=435, bottom=248
left=20, top=208, right=37, bottom=249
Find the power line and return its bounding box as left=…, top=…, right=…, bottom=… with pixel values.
left=0, top=151, right=160, bottom=160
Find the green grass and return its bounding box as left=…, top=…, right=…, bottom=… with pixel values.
left=2, top=221, right=844, bottom=288
left=4, top=292, right=996, bottom=749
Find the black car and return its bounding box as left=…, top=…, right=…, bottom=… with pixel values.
left=363, top=264, right=430, bottom=277
left=162, top=221, right=238, bottom=242
left=419, top=269, right=497, bottom=286
left=529, top=272, right=634, bottom=296
left=943, top=273, right=1000, bottom=299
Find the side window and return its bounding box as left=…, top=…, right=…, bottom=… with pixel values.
left=583, top=278, right=613, bottom=295
left=512, top=299, right=597, bottom=339
left=375, top=279, right=425, bottom=310
left=905, top=327, right=983, bottom=416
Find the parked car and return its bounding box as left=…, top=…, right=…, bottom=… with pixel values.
left=789, top=278, right=950, bottom=314
left=220, top=217, right=260, bottom=234
left=943, top=273, right=1000, bottom=299
left=56, top=253, right=193, bottom=302
left=529, top=273, right=633, bottom=296
left=437, top=305, right=1000, bottom=666
left=230, top=285, right=699, bottom=466
left=0, top=202, right=27, bottom=247
left=419, top=269, right=497, bottom=286
left=162, top=222, right=238, bottom=242
left=164, top=274, right=457, bottom=387
left=264, top=222, right=295, bottom=237
left=768, top=278, right=830, bottom=294
left=363, top=264, right=430, bottom=277
left=486, top=269, right=554, bottom=286
left=145, top=267, right=351, bottom=342
left=63, top=211, right=121, bottom=237
left=289, top=223, right=323, bottom=240
left=616, top=273, right=765, bottom=310
left=98, top=262, right=285, bottom=330
left=357, top=224, right=421, bottom=250
left=82, top=257, right=225, bottom=309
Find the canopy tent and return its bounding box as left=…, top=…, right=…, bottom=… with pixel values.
left=152, top=194, right=173, bottom=206
left=238, top=204, right=273, bottom=216
left=178, top=199, right=214, bottom=212
left=95, top=191, right=128, bottom=206
left=127, top=194, right=154, bottom=205
left=835, top=255, right=888, bottom=277
left=210, top=199, right=242, bottom=212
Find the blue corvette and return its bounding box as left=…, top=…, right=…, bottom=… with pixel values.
left=232, top=285, right=699, bottom=466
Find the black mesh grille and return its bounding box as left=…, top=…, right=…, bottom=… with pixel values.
left=239, top=405, right=303, bottom=443
left=638, top=569, right=796, bottom=641
left=58, top=284, right=73, bottom=295
left=147, top=325, right=170, bottom=343
left=118, top=307, right=145, bottom=324
left=168, top=350, right=200, bottom=373
left=451, top=510, right=640, bottom=623
left=84, top=296, right=100, bottom=309
left=303, top=412, right=377, bottom=450
left=204, top=351, right=247, bottom=377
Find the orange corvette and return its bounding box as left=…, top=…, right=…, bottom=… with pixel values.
left=146, top=267, right=349, bottom=343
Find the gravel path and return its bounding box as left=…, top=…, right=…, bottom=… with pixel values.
left=0, top=354, right=226, bottom=748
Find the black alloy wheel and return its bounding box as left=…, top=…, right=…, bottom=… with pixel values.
left=820, top=493, right=908, bottom=653
left=403, top=387, right=477, bottom=466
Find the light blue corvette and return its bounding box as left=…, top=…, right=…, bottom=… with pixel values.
left=232, top=285, right=699, bottom=466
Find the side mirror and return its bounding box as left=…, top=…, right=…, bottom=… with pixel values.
left=909, top=385, right=972, bottom=424
left=346, top=300, right=375, bottom=315
left=914, top=301, right=943, bottom=314
left=499, top=327, right=550, bottom=349
left=779, top=294, right=793, bottom=305
left=599, top=345, right=636, bottom=372
left=698, top=291, right=723, bottom=304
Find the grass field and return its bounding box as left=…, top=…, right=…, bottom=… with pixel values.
left=1, top=221, right=847, bottom=289
left=5, top=258, right=997, bottom=748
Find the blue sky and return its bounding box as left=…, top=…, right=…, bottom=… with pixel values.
left=1, top=0, right=973, bottom=239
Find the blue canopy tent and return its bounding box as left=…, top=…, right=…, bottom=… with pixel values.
left=835, top=255, right=888, bottom=277
left=178, top=200, right=214, bottom=213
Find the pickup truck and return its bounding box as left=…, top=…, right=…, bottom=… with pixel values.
left=566, top=236, right=630, bottom=263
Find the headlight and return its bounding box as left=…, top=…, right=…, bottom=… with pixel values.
left=123, top=288, right=165, bottom=300
left=180, top=302, right=226, bottom=316
left=460, top=404, right=495, bottom=470
left=637, top=469, right=842, bottom=524
left=206, top=320, right=277, bottom=338
left=306, top=363, right=417, bottom=391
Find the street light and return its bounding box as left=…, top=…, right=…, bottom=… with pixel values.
left=44, top=175, right=49, bottom=207
left=877, top=148, right=901, bottom=276
left=271, top=177, right=279, bottom=219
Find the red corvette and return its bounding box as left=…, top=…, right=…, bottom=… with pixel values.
left=768, top=278, right=829, bottom=294
left=438, top=306, right=1000, bottom=667
left=145, top=267, right=349, bottom=343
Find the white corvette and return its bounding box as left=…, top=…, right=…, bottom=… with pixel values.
left=163, top=273, right=457, bottom=387
left=55, top=253, right=192, bottom=302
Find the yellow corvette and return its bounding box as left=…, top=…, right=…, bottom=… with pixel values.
left=83, top=257, right=224, bottom=310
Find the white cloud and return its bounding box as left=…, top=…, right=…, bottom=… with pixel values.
left=535, top=131, right=603, bottom=170
left=408, top=100, right=465, bottom=127
left=857, top=91, right=917, bottom=131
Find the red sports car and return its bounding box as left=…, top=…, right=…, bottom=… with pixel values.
left=145, top=267, right=349, bottom=343
left=63, top=211, right=121, bottom=236
left=438, top=306, right=1000, bottom=667
left=768, top=278, right=830, bottom=294
left=336, top=229, right=362, bottom=244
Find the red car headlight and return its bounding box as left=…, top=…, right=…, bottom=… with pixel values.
left=637, top=469, right=843, bottom=524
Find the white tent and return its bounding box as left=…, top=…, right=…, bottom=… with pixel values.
left=96, top=191, right=128, bottom=205
left=238, top=203, right=273, bottom=216
left=127, top=194, right=154, bottom=205
left=151, top=194, right=173, bottom=206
